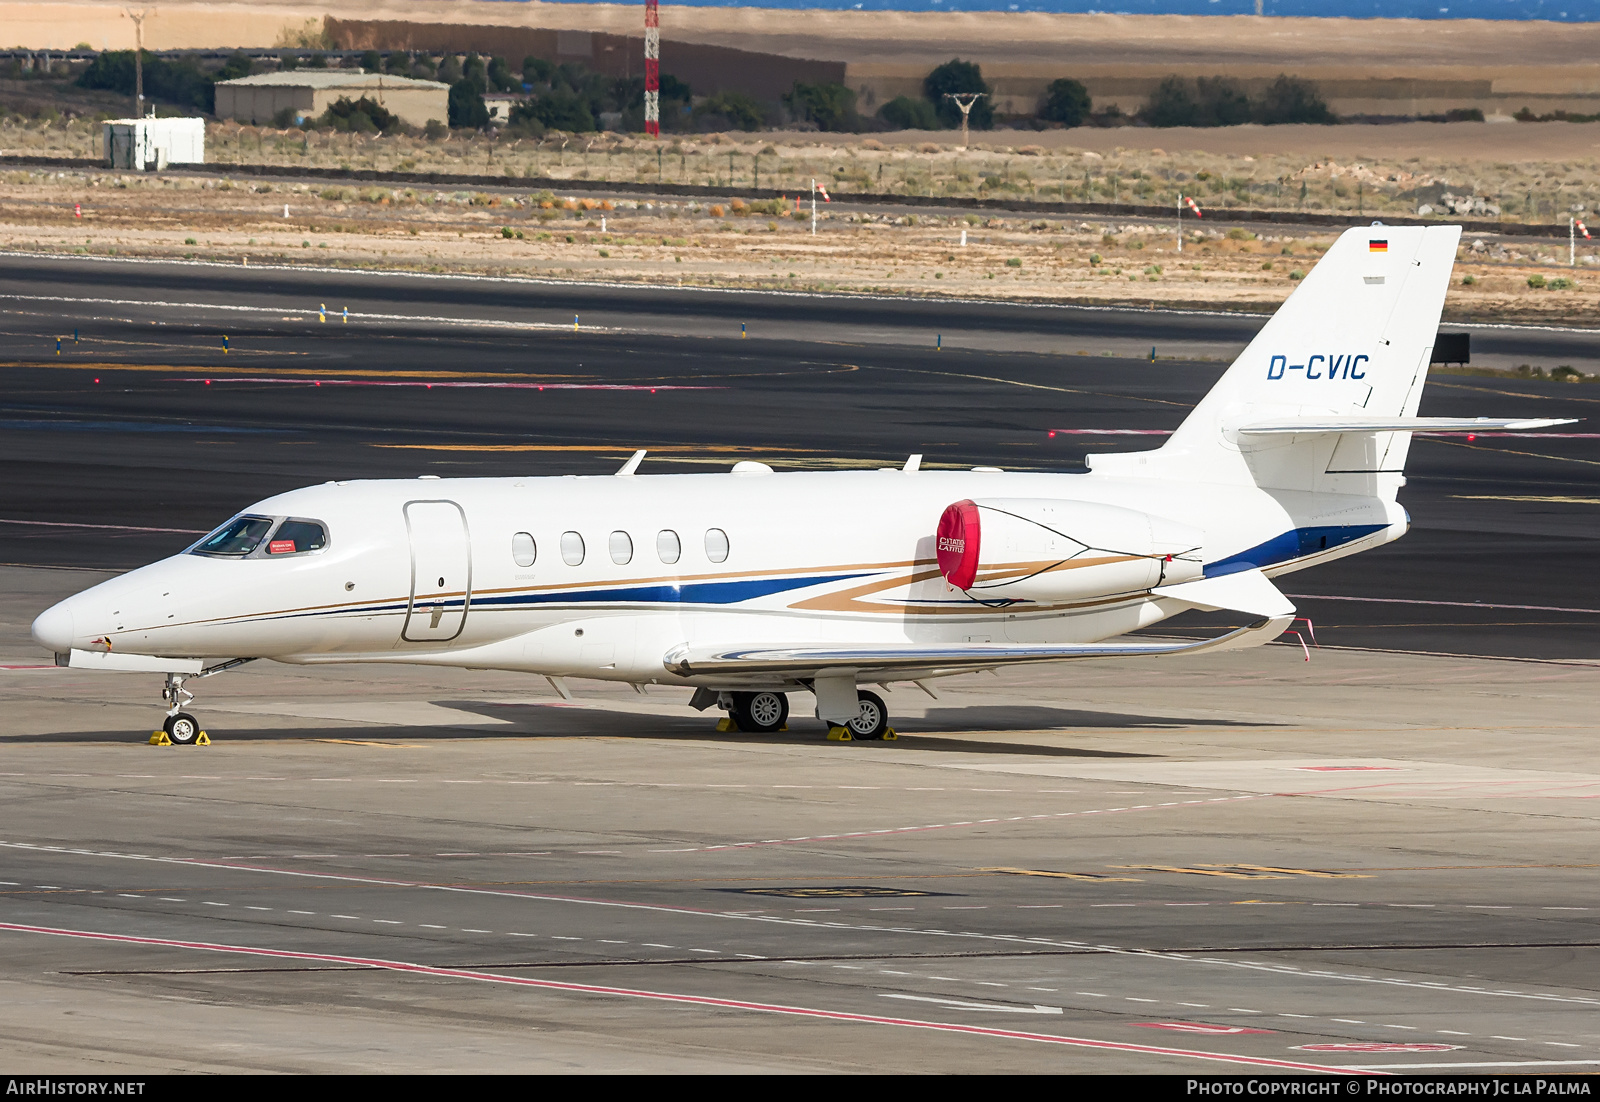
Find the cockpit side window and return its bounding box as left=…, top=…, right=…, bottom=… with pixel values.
left=267, top=519, right=328, bottom=555
left=191, top=515, right=274, bottom=557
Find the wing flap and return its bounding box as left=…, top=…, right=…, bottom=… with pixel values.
left=1152, top=567, right=1295, bottom=618
left=662, top=615, right=1293, bottom=679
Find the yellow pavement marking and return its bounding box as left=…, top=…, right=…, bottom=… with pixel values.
left=1454, top=495, right=1600, bottom=505
left=981, top=866, right=1142, bottom=882
left=1425, top=437, right=1600, bottom=468
left=1433, top=380, right=1600, bottom=406
left=867, top=363, right=1193, bottom=409
left=1199, top=864, right=1370, bottom=879
left=1114, top=865, right=1292, bottom=879
left=373, top=443, right=827, bottom=454
left=0, top=361, right=578, bottom=382
left=311, top=739, right=427, bottom=749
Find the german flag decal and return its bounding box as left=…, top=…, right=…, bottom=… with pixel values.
left=1369, top=239, right=1389, bottom=252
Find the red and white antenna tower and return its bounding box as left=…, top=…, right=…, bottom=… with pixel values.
left=644, top=0, right=660, bottom=137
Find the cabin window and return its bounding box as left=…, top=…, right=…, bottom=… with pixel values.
left=266, top=519, right=328, bottom=555
left=705, top=528, right=729, bottom=564
left=609, top=530, right=633, bottom=565
left=512, top=532, right=536, bottom=567
left=190, top=515, right=274, bottom=557
left=560, top=531, right=585, bottom=566
left=656, top=529, right=681, bottom=564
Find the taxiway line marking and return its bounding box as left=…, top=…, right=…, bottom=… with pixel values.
left=0, top=293, right=623, bottom=335
left=0, top=517, right=206, bottom=535
left=696, top=794, right=1268, bottom=851
left=6, top=841, right=1593, bottom=1006
left=0, top=920, right=1369, bottom=1074
left=1284, top=593, right=1600, bottom=616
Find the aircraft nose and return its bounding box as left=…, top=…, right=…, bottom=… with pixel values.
left=31, top=602, right=75, bottom=655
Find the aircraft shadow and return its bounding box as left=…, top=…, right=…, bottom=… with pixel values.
left=21, top=702, right=1267, bottom=757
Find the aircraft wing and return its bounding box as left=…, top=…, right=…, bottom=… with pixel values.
left=662, top=615, right=1293, bottom=680
left=1237, top=416, right=1577, bottom=435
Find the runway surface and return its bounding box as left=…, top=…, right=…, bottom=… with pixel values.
left=0, top=253, right=1597, bottom=1073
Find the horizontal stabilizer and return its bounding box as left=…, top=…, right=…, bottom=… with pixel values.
left=1152, top=567, right=1295, bottom=618
left=1237, top=416, right=1577, bottom=435
left=67, top=648, right=203, bottom=674
left=662, top=616, right=1292, bottom=679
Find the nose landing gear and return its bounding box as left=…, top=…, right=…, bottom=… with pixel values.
left=161, top=674, right=202, bottom=745
left=153, top=659, right=255, bottom=746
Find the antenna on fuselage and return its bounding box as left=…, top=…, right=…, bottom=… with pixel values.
left=615, top=449, right=647, bottom=477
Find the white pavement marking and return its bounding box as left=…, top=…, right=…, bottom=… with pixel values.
left=881, top=994, right=1063, bottom=1015
left=690, top=795, right=1267, bottom=851
left=0, top=293, right=622, bottom=335
left=4, top=840, right=1591, bottom=1008
left=0, top=920, right=1369, bottom=1073
left=1354, top=1062, right=1600, bottom=1070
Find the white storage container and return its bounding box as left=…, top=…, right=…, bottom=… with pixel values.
left=103, top=118, right=206, bottom=171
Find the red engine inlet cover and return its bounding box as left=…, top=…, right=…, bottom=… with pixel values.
left=936, top=499, right=981, bottom=591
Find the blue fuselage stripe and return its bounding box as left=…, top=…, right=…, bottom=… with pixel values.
left=1205, top=524, right=1387, bottom=577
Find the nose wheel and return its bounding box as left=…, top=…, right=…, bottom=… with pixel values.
left=164, top=711, right=202, bottom=745
left=153, top=659, right=254, bottom=745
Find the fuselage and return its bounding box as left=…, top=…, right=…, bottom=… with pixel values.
left=32, top=466, right=1405, bottom=690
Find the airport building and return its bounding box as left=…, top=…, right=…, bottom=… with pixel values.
left=213, top=71, right=449, bottom=128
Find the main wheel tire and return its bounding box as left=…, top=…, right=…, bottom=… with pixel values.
left=731, top=691, right=789, bottom=733
left=164, top=712, right=200, bottom=746
left=846, top=690, right=888, bottom=741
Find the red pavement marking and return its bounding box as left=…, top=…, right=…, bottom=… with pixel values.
left=0, top=920, right=1372, bottom=1073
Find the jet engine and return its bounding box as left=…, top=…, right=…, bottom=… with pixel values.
left=935, top=498, right=1204, bottom=603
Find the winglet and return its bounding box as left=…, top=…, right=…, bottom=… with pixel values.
left=615, top=449, right=646, bottom=477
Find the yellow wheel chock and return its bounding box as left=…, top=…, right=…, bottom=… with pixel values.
left=149, top=730, right=170, bottom=746
left=826, top=726, right=853, bottom=741
left=715, top=717, right=735, bottom=732
left=883, top=729, right=898, bottom=741
left=196, top=731, right=211, bottom=746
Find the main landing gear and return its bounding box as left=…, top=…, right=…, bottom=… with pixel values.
left=154, top=659, right=255, bottom=746
left=830, top=689, right=892, bottom=742
left=730, top=690, right=789, bottom=733
left=693, top=685, right=895, bottom=741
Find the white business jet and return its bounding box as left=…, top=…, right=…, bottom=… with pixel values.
left=31, top=224, right=1574, bottom=744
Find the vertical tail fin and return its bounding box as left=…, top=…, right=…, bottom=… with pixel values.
left=1088, top=223, right=1462, bottom=495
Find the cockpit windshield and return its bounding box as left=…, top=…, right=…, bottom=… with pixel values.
left=267, top=520, right=327, bottom=554
left=191, top=516, right=274, bottom=557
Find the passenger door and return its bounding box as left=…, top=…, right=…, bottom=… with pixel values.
left=402, top=500, right=471, bottom=643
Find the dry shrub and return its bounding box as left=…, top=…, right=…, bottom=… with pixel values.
left=918, top=142, right=941, bottom=154
left=709, top=204, right=726, bottom=217
left=860, top=139, right=884, bottom=151
left=601, top=199, right=615, bottom=211
left=1017, top=145, right=1044, bottom=157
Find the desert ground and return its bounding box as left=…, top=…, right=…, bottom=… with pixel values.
left=2, top=145, right=1594, bottom=327
left=6, top=105, right=1600, bottom=224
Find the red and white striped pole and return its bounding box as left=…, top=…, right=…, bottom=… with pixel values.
left=644, top=0, right=660, bottom=138
left=1176, top=193, right=1202, bottom=252
left=1573, top=216, right=1590, bottom=267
